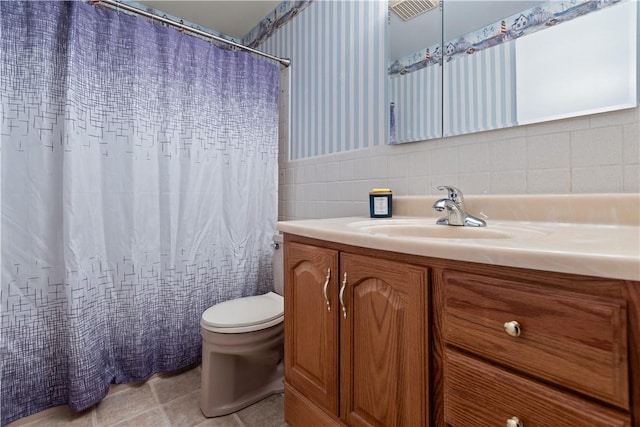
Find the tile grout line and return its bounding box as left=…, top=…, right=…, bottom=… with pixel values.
left=100, top=384, right=166, bottom=427
left=91, top=407, right=99, bottom=427
left=232, top=413, right=248, bottom=427
left=104, top=407, right=164, bottom=427
left=148, top=380, right=173, bottom=426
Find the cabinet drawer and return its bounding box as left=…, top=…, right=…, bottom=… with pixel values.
left=441, top=270, right=628, bottom=408
left=444, top=350, right=631, bottom=427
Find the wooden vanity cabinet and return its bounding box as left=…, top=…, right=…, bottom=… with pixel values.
left=284, top=241, right=339, bottom=417
left=284, top=234, right=639, bottom=427
left=444, top=350, right=631, bottom=427
left=340, top=253, right=428, bottom=427
left=284, top=238, right=428, bottom=427
left=433, top=266, right=638, bottom=427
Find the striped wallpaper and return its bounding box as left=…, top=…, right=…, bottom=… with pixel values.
left=389, top=65, right=442, bottom=143
left=443, top=41, right=517, bottom=137
left=258, top=0, right=388, bottom=160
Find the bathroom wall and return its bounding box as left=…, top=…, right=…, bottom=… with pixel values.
left=266, top=2, right=639, bottom=221
left=260, top=0, right=387, bottom=160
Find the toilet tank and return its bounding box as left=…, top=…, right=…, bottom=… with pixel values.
left=272, top=233, right=284, bottom=296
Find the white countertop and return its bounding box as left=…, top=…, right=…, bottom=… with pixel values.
left=277, top=194, right=640, bottom=281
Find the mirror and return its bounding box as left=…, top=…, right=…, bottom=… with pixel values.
left=442, top=0, right=544, bottom=137
left=388, top=1, right=442, bottom=144
left=515, top=0, right=637, bottom=124
left=389, top=0, right=638, bottom=142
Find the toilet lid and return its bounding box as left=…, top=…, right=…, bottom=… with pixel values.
left=201, top=292, right=284, bottom=332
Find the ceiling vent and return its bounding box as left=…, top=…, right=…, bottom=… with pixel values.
left=389, top=0, right=439, bottom=21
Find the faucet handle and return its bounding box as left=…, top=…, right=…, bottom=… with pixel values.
left=437, top=186, right=464, bottom=204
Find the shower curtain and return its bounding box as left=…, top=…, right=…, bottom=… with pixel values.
left=0, top=2, right=279, bottom=424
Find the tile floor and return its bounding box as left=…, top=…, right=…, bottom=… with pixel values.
left=8, top=366, right=287, bottom=427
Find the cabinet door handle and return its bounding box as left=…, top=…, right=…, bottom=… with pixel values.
left=506, top=416, right=523, bottom=427
left=322, top=268, right=331, bottom=311
left=503, top=321, right=522, bottom=337
left=339, top=272, right=347, bottom=319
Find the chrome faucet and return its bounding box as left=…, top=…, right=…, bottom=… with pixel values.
left=432, top=186, right=486, bottom=227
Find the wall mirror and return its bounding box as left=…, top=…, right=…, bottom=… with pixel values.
left=442, top=0, right=543, bottom=137
left=388, top=0, right=442, bottom=144
left=389, top=0, right=638, bottom=143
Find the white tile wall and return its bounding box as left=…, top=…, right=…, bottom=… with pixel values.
left=623, top=122, right=639, bottom=163
left=571, top=126, right=623, bottom=167
left=572, top=165, right=625, bottom=193
left=624, top=164, right=640, bottom=192
left=527, top=133, right=571, bottom=169
left=278, top=70, right=640, bottom=220
left=526, top=169, right=571, bottom=194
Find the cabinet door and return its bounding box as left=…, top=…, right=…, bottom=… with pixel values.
left=285, top=242, right=340, bottom=416
left=340, top=253, right=428, bottom=427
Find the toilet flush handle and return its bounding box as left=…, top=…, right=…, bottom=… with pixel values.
left=322, top=268, right=331, bottom=311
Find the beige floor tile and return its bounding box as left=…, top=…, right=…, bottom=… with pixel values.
left=236, top=394, right=285, bottom=427
left=95, top=383, right=156, bottom=427
left=9, top=366, right=286, bottom=427
left=162, top=390, right=209, bottom=427
left=193, top=414, right=245, bottom=427
left=18, top=406, right=94, bottom=427
left=151, top=366, right=201, bottom=404
left=107, top=382, right=140, bottom=397
left=110, top=408, right=171, bottom=427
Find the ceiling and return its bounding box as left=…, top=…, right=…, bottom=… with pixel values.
left=136, top=1, right=281, bottom=39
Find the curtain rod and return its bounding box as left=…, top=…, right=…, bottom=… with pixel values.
left=92, top=0, right=291, bottom=67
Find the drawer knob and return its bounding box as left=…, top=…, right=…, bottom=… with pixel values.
left=503, top=321, right=521, bottom=337
left=506, top=416, right=523, bottom=427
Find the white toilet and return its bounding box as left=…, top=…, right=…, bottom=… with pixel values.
left=199, top=233, right=284, bottom=418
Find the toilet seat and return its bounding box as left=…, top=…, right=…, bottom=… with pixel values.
left=201, top=292, right=284, bottom=334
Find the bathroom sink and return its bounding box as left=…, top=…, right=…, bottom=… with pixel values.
left=348, top=219, right=546, bottom=240
left=361, top=224, right=509, bottom=239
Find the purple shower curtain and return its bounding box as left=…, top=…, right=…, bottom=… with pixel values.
left=0, top=2, right=279, bottom=424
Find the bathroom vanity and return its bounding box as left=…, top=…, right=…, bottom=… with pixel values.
left=278, top=194, right=640, bottom=427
